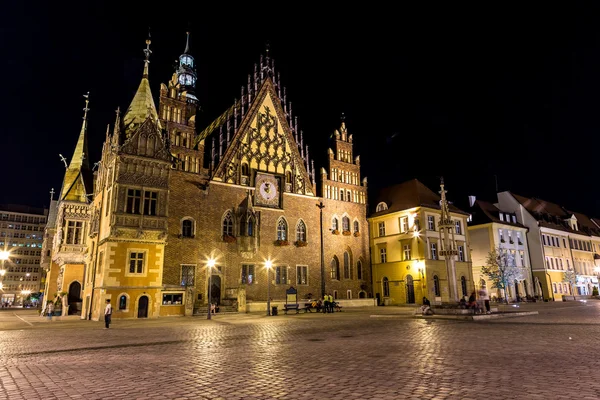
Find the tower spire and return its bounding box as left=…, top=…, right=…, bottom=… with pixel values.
left=184, top=31, right=190, bottom=54
left=143, top=30, right=152, bottom=78
left=59, top=93, right=93, bottom=202
left=439, top=176, right=451, bottom=224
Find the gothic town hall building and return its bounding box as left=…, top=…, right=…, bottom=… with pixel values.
left=42, top=34, right=372, bottom=319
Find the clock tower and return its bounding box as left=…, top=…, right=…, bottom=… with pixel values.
left=158, top=32, right=203, bottom=174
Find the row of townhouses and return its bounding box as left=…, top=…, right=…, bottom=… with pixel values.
left=1, top=34, right=597, bottom=315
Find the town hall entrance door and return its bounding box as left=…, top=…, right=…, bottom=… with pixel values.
left=137, top=296, right=149, bottom=318
left=406, top=275, right=415, bottom=304
left=211, top=275, right=221, bottom=305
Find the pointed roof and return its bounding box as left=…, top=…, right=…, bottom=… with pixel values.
left=122, top=35, right=161, bottom=133
left=370, top=178, right=468, bottom=216
left=59, top=94, right=93, bottom=202
left=469, top=199, right=527, bottom=228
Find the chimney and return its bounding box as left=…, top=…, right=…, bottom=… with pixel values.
left=468, top=195, right=476, bottom=207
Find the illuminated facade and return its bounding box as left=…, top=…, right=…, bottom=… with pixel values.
left=467, top=199, right=532, bottom=301
left=496, top=192, right=600, bottom=301
left=0, top=205, right=47, bottom=305
left=43, top=34, right=372, bottom=320
left=368, top=179, right=473, bottom=305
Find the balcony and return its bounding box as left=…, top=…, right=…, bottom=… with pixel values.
left=114, top=214, right=167, bottom=231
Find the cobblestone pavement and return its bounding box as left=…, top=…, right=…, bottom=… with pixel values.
left=1, top=301, right=600, bottom=400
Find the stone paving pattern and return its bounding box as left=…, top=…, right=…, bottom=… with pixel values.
left=1, top=302, right=600, bottom=399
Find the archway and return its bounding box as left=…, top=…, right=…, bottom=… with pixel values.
left=138, top=296, right=149, bottom=318
left=406, top=275, right=415, bottom=304
left=68, top=281, right=82, bottom=315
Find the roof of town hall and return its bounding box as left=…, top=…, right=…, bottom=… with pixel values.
left=508, top=192, right=600, bottom=237
left=467, top=199, right=527, bottom=229
left=369, top=179, right=469, bottom=217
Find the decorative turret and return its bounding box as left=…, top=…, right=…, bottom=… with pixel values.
left=122, top=33, right=161, bottom=135
left=59, top=93, right=93, bottom=203
left=176, top=32, right=197, bottom=97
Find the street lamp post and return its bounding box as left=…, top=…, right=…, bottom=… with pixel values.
left=207, top=258, right=215, bottom=320
left=265, top=260, right=272, bottom=316
left=316, top=201, right=325, bottom=299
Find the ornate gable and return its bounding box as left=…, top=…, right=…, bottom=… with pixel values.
left=212, top=78, right=314, bottom=196
left=120, top=117, right=172, bottom=162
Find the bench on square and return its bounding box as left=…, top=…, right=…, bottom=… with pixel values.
left=284, top=286, right=300, bottom=314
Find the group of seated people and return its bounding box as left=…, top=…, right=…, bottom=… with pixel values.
left=307, top=299, right=342, bottom=312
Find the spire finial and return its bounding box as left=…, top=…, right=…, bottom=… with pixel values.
left=82, top=91, right=90, bottom=121
left=265, top=41, right=270, bottom=56
left=341, top=112, right=345, bottom=122
left=184, top=31, right=190, bottom=54
left=143, top=29, right=152, bottom=78
left=49, top=188, right=55, bottom=202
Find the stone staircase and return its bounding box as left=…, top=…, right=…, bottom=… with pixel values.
left=193, top=304, right=239, bottom=315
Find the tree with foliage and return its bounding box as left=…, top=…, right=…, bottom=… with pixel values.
left=563, top=268, right=577, bottom=301
left=481, top=248, right=524, bottom=304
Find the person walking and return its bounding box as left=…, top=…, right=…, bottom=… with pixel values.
left=478, top=286, right=491, bottom=314
left=46, top=302, right=54, bottom=321
left=104, top=299, right=112, bottom=329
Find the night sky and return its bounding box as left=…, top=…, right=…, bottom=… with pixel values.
left=3, top=3, right=600, bottom=217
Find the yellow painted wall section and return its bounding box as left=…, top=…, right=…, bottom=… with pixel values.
left=104, top=242, right=163, bottom=289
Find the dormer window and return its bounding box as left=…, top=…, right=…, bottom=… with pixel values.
left=499, top=213, right=504, bottom=222
left=376, top=202, right=388, bottom=212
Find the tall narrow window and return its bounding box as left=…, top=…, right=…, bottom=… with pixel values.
left=455, top=220, right=462, bottom=234
left=143, top=191, right=158, bottom=216
left=277, top=218, right=287, bottom=241
left=296, top=220, right=306, bottom=242
left=66, top=221, right=83, bottom=245
left=383, top=277, right=390, bottom=297
left=181, top=219, right=194, bottom=238
left=247, top=215, right=255, bottom=236
left=427, top=216, right=435, bottom=231
left=400, top=217, right=408, bottom=233
left=403, top=245, right=411, bottom=261
left=119, top=295, right=127, bottom=310
left=275, top=266, right=287, bottom=285
left=128, top=252, right=144, bottom=274
left=126, top=189, right=142, bottom=214
left=434, top=275, right=440, bottom=296
left=353, top=221, right=359, bottom=233
left=430, top=243, right=437, bottom=260
left=296, top=265, right=308, bottom=285
left=342, top=216, right=350, bottom=232
left=241, top=163, right=249, bottom=176
left=380, top=248, right=387, bottom=263
left=222, top=212, right=233, bottom=237
left=458, top=245, right=464, bottom=261
left=378, top=222, right=385, bottom=237
left=357, top=260, right=363, bottom=280
left=461, top=276, right=467, bottom=297
left=332, top=218, right=339, bottom=231
left=330, top=257, right=340, bottom=280
left=343, top=252, right=350, bottom=279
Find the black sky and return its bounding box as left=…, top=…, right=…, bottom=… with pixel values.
left=2, top=3, right=600, bottom=217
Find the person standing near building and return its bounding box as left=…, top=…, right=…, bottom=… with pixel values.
left=104, top=299, right=112, bottom=329
left=478, top=287, right=490, bottom=314
left=322, top=295, right=329, bottom=314
left=46, top=301, right=54, bottom=321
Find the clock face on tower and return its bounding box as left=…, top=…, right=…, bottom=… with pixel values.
left=255, top=173, right=280, bottom=208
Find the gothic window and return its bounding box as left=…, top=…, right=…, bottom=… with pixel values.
left=296, top=220, right=306, bottom=242
left=181, top=219, right=194, bottom=238
left=332, top=218, right=339, bottom=231
left=342, top=217, right=350, bottom=232
left=239, top=215, right=246, bottom=236
left=143, top=191, right=158, bottom=216
left=65, top=221, right=83, bottom=245
left=343, top=252, right=350, bottom=279
left=247, top=215, right=256, bottom=236
left=383, top=277, right=390, bottom=297
left=354, top=221, right=359, bottom=233
left=433, top=275, right=440, bottom=297
left=126, top=189, right=142, bottom=214
left=241, top=163, right=249, bottom=176
left=376, top=202, right=388, bottom=212
left=330, top=257, right=340, bottom=280
left=461, top=276, right=467, bottom=297
left=222, top=212, right=233, bottom=237
left=357, top=260, right=363, bottom=280
left=277, top=218, right=288, bottom=241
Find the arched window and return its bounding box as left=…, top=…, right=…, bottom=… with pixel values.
left=340, top=191, right=345, bottom=201
left=347, top=190, right=351, bottom=202
left=296, top=220, right=306, bottom=242
left=330, top=257, right=340, bottom=280
left=239, top=215, right=246, bottom=236
left=376, top=202, right=388, bottom=212
left=332, top=218, right=339, bottom=231
left=433, top=275, right=440, bottom=297
left=354, top=221, right=359, bottom=233
left=383, top=277, right=390, bottom=297
left=181, top=219, right=194, bottom=238
left=357, top=260, right=363, bottom=280
left=285, top=171, right=292, bottom=184
left=461, top=276, right=467, bottom=297
left=342, top=216, right=350, bottom=232
left=247, top=215, right=255, bottom=236
left=119, top=295, right=127, bottom=310
left=222, top=212, right=233, bottom=237
left=277, top=218, right=287, bottom=241
left=241, top=163, right=249, bottom=176
left=343, top=252, right=350, bottom=279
